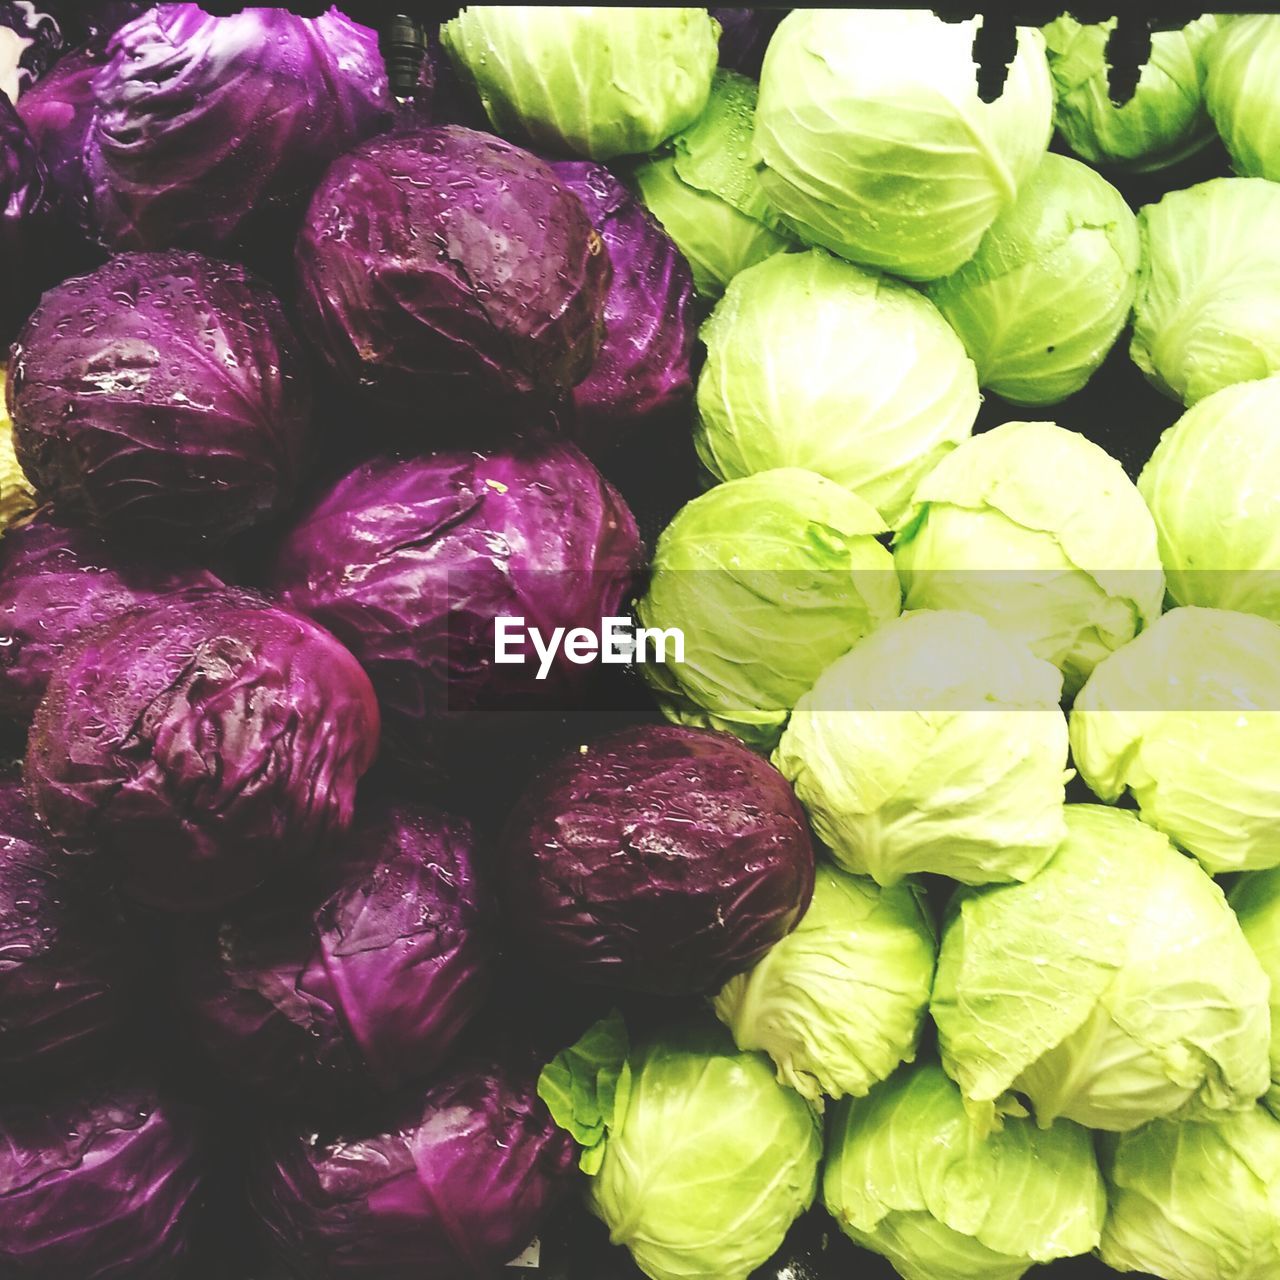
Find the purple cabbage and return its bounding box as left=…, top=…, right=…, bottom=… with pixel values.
left=0, top=93, right=52, bottom=341
left=0, top=1082, right=204, bottom=1280
left=45, top=2, right=144, bottom=49
left=711, top=8, right=786, bottom=78
left=0, top=780, right=135, bottom=1081
left=551, top=160, right=695, bottom=457
left=269, top=437, right=643, bottom=768
left=25, top=587, right=381, bottom=913
left=0, top=2, right=62, bottom=102
left=86, top=5, right=391, bottom=254
left=0, top=510, right=221, bottom=721
left=8, top=251, right=312, bottom=545
left=252, top=1060, right=575, bottom=1279
left=294, top=125, right=611, bottom=430
left=501, top=724, right=816, bottom=995
left=185, top=797, right=492, bottom=1104
left=16, top=45, right=102, bottom=240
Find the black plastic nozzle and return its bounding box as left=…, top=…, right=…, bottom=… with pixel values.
left=381, top=12, right=429, bottom=103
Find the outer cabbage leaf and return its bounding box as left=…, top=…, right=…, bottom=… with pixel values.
left=696, top=250, right=979, bottom=526
left=1231, top=869, right=1280, bottom=1117
left=1043, top=15, right=1225, bottom=172
left=926, top=153, right=1139, bottom=406
left=552, top=160, right=695, bottom=457
left=9, top=250, right=311, bottom=545
left=295, top=126, right=610, bottom=428
left=587, top=1018, right=821, bottom=1280
left=500, top=725, right=815, bottom=996
left=0, top=510, right=220, bottom=720
left=1070, top=607, right=1280, bottom=873
left=441, top=7, right=718, bottom=160
left=254, top=1058, right=575, bottom=1280
left=932, top=805, right=1271, bottom=1132
left=270, top=438, right=642, bottom=770
left=714, top=863, right=936, bottom=1101
left=0, top=780, right=136, bottom=1082
left=25, top=587, right=381, bottom=913
left=1138, top=375, right=1280, bottom=622
left=774, top=610, right=1069, bottom=886
left=753, top=11, right=1053, bottom=281
left=894, top=420, right=1165, bottom=696
left=824, top=1063, right=1105, bottom=1280
left=185, top=797, right=492, bottom=1104
left=636, top=468, right=901, bottom=751
left=87, top=5, right=390, bottom=253
left=1206, top=16, right=1280, bottom=181
left=1131, top=177, right=1280, bottom=406
left=0, top=1082, right=204, bottom=1280
left=1100, top=1108, right=1280, bottom=1280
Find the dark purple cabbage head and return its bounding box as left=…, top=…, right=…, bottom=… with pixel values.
left=16, top=45, right=102, bottom=240
left=270, top=437, right=643, bottom=768
left=552, top=160, right=695, bottom=457
left=0, top=93, right=52, bottom=341
left=0, top=780, right=135, bottom=1082
left=0, top=2, right=62, bottom=101
left=0, top=1081, right=204, bottom=1280
left=185, top=797, right=492, bottom=1104
left=410, top=26, right=488, bottom=128
left=294, top=125, right=611, bottom=431
left=86, top=5, right=391, bottom=254
left=0, top=510, right=221, bottom=721
left=501, top=724, right=816, bottom=995
left=9, top=250, right=312, bottom=545
left=711, top=8, right=785, bottom=78
left=253, top=1060, right=575, bottom=1280
left=25, top=587, right=381, bottom=913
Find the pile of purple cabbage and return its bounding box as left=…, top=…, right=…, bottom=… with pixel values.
left=0, top=6, right=825, bottom=1279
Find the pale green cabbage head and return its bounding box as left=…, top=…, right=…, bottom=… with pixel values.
left=1043, top=15, right=1226, bottom=172
left=1100, top=1108, right=1280, bottom=1280
left=926, top=153, right=1139, bottom=407
left=1231, top=870, right=1280, bottom=1118
left=1070, top=607, right=1280, bottom=873
left=636, top=468, right=901, bottom=752
left=894, top=421, right=1165, bottom=697
left=774, top=610, right=1069, bottom=887
left=933, top=805, right=1271, bottom=1133
left=753, top=10, right=1053, bottom=281
left=1131, top=177, right=1280, bottom=406
left=545, top=1015, right=821, bottom=1280
left=713, top=863, right=936, bottom=1101
left=0, top=376, right=34, bottom=534
left=441, top=7, right=719, bottom=159
left=1138, top=375, right=1280, bottom=623
left=1206, top=15, right=1280, bottom=181
left=631, top=70, right=797, bottom=299
left=823, top=1062, right=1106, bottom=1280
left=696, top=249, right=979, bottom=526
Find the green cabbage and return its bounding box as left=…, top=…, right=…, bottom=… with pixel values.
left=1231, top=870, right=1280, bottom=1118
left=1131, top=177, right=1280, bottom=406
left=933, top=805, right=1271, bottom=1133
left=893, top=421, right=1165, bottom=696
left=1100, top=1108, right=1280, bottom=1280
left=713, top=863, right=936, bottom=1101
left=753, top=10, right=1053, bottom=281
left=774, top=610, right=1069, bottom=886
left=441, top=7, right=719, bottom=159
left=1206, top=15, right=1280, bottom=181
left=0, top=374, right=34, bottom=534
left=1070, top=607, right=1280, bottom=873
left=1043, top=15, right=1226, bottom=172
left=1138, top=375, right=1280, bottom=623
left=636, top=467, right=901, bottom=752
left=548, top=1015, right=821, bottom=1280
left=926, top=153, right=1139, bottom=406
left=696, top=249, right=979, bottom=526
left=823, top=1062, right=1105, bottom=1280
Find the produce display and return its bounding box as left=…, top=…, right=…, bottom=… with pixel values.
left=3, top=7, right=1280, bottom=1280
